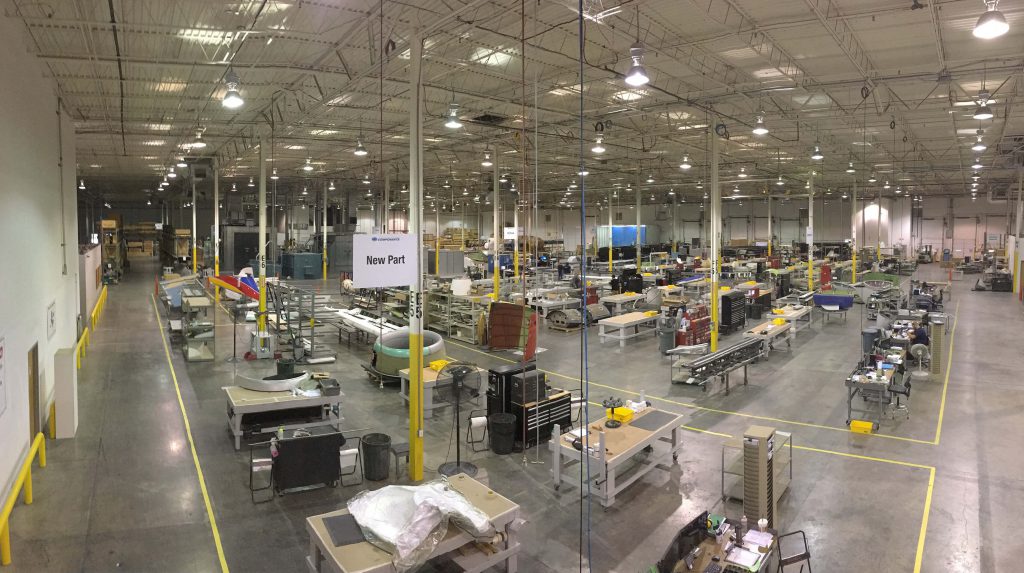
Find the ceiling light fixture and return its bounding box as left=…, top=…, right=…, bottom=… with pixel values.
left=810, top=143, right=824, bottom=161
left=883, top=180, right=891, bottom=189
left=363, top=174, right=371, bottom=184
left=231, top=182, right=237, bottom=191
left=302, top=187, right=308, bottom=195
left=846, top=161, right=856, bottom=174
left=776, top=176, right=784, bottom=186
left=738, top=166, right=748, bottom=178
left=442, top=179, right=451, bottom=189
left=623, top=42, right=650, bottom=87
left=974, top=91, right=994, bottom=120
left=168, top=167, right=177, bottom=178
left=972, top=158, right=984, bottom=169
left=578, top=170, right=589, bottom=176
left=868, top=173, right=877, bottom=183
left=973, top=0, right=1009, bottom=39
left=354, top=140, right=368, bottom=156
left=499, top=173, right=508, bottom=183
left=303, top=158, right=314, bottom=172
left=222, top=68, right=244, bottom=109
left=444, top=102, right=462, bottom=129
left=481, top=151, right=493, bottom=167
left=270, top=167, right=279, bottom=180
left=972, top=172, right=981, bottom=181
left=971, top=130, right=987, bottom=152
left=176, top=158, right=187, bottom=168
left=752, top=113, right=769, bottom=136
left=329, top=181, right=336, bottom=191
left=680, top=155, right=692, bottom=170
left=248, top=176, right=255, bottom=187
left=191, top=130, right=206, bottom=149
left=646, top=174, right=655, bottom=183
left=78, top=179, right=85, bottom=190
left=592, top=137, right=606, bottom=154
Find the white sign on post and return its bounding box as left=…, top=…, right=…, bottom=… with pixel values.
left=503, top=227, right=522, bottom=240
left=353, top=234, right=418, bottom=288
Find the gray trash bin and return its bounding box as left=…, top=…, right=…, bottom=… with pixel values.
left=361, top=433, right=391, bottom=481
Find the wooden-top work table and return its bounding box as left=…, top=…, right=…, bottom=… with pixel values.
left=305, top=473, right=521, bottom=573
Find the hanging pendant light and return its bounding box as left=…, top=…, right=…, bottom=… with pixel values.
left=362, top=173, right=371, bottom=184
left=191, top=130, right=206, bottom=149
left=810, top=143, right=824, bottom=160
left=592, top=137, right=606, bottom=154
left=499, top=173, right=508, bottom=183
left=973, top=0, right=1009, bottom=39
left=646, top=173, right=655, bottom=183
left=231, top=182, right=237, bottom=191
left=868, top=173, right=877, bottom=183
left=270, top=167, right=279, bottom=180
left=974, top=91, right=994, bottom=120
left=776, top=175, right=784, bottom=187
left=846, top=161, right=856, bottom=174
left=78, top=179, right=85, bottom=190
left=248, top=176, right=255, bottom=187
left=972, top=172, right=981, bottom=181
left=738, top=166, right=748, bottom=178
left=679, top=155, right=692, bottom=170
left=221, top=68, right=244, bottom=109
left=623, top=42, right=650, bottom=87
left=752, top=113, right=769, bottom=136
left=354, top=140, right=368, bottom=156
left=972, top=158, right=984, bottom=169
left=168, top=166, right=177, bottom=178
left=481, top=151, right=493, bottom=167
left=444, top=102, right=462, bottom=129
left=883, top=180, right=891, bottom=189
left=329, top=181, right=336, bottom=191
left=971, top=130, right=987, bottom=152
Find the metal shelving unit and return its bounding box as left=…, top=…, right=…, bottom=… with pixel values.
left=721, top=431, right=792, bottom=504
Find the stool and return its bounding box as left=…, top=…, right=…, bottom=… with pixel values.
left=390, top=442, right=410, bottom=478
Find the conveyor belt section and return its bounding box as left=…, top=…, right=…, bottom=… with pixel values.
left=685, top=337, right=763, bottom=382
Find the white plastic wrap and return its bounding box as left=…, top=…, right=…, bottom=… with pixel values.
left=347, top=478, right=495, bottom=572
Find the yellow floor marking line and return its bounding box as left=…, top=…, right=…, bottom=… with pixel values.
left=932, top=301, right=960, bottom=445
left=914, top=467, right=936, bottom=573
left=151, top=295, right=231, bottom=573
left=447, top=340, right=933, bottom=445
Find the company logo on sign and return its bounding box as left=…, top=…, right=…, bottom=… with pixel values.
left=371, top=236, right=401, bottom=242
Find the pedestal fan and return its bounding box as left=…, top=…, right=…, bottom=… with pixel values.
left=436, top=362, right=482, bottom=477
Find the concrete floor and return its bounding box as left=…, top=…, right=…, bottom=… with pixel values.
left=7, top=259, right=1024, bottom=572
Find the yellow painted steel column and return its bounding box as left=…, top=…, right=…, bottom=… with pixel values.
left=1013, top=167, right=1023, bottom=292
left=767, top=193, right=773, bottom=257
left=213, top=159, right=220, bottom=301
left=492, top=145, right=501, bottom=300
left=512, top=183, right=519, bottom=281
left=636, top=173, right=642, bottom=268
left=408, top=33, right=426, bottom=481
left=257, top=137, right=268, bottom=338
left=710, top=120, right=721, bottom=352
left=807, top=172, right=815, bottom=292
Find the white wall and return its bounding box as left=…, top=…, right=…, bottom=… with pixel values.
left=0, top=16, right=79, bottom=498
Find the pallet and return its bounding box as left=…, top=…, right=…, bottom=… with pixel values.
left=547, top=324, right=583, bottom=333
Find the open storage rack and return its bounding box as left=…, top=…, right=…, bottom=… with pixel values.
left=266, top=282, right=338, bottom=363
left=721, top=431, right=792, bottom=504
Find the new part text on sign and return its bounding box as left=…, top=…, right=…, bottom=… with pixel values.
left=353, top=234, right=418, bottom=288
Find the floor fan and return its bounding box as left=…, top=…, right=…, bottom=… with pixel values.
left=436, top=362, right=482, bottom=478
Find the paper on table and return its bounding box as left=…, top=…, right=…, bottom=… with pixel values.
left=726, top=546, right=761, bottom=567
left=743, top=529, right=773, bottom=548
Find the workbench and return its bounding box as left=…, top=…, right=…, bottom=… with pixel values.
left=305, top=473, right=521, bottom=573
left=398, top=367, right=487, bottom=419
left=549, top=407, right=684, bottom=508
left=743, top=320, right=792, bottom=353
left=599, top=292, right=645, bottom=315
left=844, top=365, right=900, bottom=429
left=597, top=311, right=659, bottom=347
left=528, top=297, right=581, bottom=320
left=223, top=385, right=343, bottom=450
left=770, top=304, right=812, bottom=333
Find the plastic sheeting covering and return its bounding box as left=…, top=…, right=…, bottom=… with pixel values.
left=347, top=478, right=495, bottom=572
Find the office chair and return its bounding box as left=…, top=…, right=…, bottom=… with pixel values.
left=888, top=376, right=911, bottom=420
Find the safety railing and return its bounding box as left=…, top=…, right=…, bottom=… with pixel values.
left=90, top=285, right=108, bottom=330
left=74, top=326, right=90, bottom=369
left=0, top=433, right=47, bottom=566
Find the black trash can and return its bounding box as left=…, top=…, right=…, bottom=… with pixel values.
left=276, top=358, right=295, bottom=377
left=488, top=413, right=516, bottom=455
left=361, top=433, right=391, bottom=481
